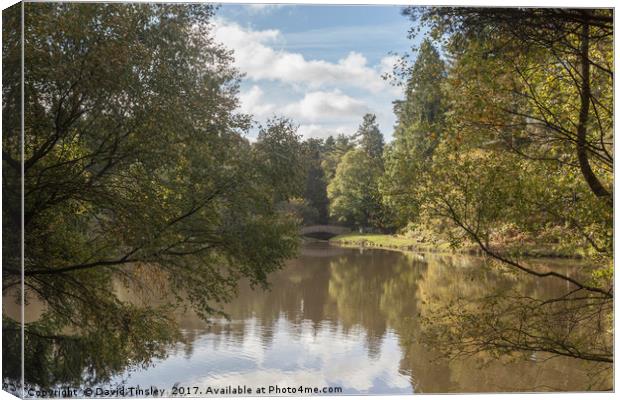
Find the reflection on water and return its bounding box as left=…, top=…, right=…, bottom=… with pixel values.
left=110, top=242, right=609, bottom=393
left=4, top=242, right=612, bottom=394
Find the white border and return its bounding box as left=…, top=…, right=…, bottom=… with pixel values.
left=0, top=1, right=616, bottom=400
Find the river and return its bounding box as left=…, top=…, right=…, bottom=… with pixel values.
left=110, top=242, right=609, bottom=393
left=4, top=242, right=612, bottom=394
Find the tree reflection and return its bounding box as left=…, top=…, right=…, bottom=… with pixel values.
left=320, top=247, right=611, bottom=391
left=5, top=244, right=611, bottom=392
left=408, top=253, right=612, bottom=392
left=3, top=304, right=179, bottom=389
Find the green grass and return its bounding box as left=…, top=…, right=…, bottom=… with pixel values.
left=329, top=232, right=453, bottom=253
left=329, top=232, right=582, bottom=258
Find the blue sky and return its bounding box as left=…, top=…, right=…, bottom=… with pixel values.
left=214, top=4, right=417, bottom=141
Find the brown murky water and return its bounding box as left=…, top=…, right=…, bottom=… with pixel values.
left=3, top=242, right=612, bottom=394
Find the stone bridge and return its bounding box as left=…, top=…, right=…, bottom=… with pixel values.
left=300, top=225, right=351, bottom=239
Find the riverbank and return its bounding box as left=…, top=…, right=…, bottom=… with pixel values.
left=329, top=233, right=581, bottom=258
left=329, top=233, right=456, bottom=253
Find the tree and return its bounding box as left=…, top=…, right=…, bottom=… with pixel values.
left=327, top=115, right=394, bottom=231
left=3, top=3, right=22, bottom=298
left=405, top=8, right=613, bottom=207
left=2, top=3, right=300, bottom=387
left=301, top=138, right=329, bottom=224
left=390, top=7, right=613, bottom=369
left=392, top=39, right=446, bottom=141
left=321, top=133, right=355, bottom=182
left=381, top=39, right=447, bottom=227
left=328, top=149, right=381, bottom=229
left=254, top=117, right=307, bottom=203
left=356, top=113, right=385, bottom=161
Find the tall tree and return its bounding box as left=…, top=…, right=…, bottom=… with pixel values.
left=393, top=39, right=445, bottom=157
left=327, top=149, right=384, bottom=229
left=405, top=8, right=613, bottom=206
left=328, top=115, right=392, bottom=230
left=2, top=3, right=300, bottom=387
left=254, top=117, right=307, bottom=203
left=356, top=113, right=385, bottom=161
left=390, top=7, right=613, bottom=368
left=381, top=39, right=447, bottom=227
left=302, top=138, right=329, bottom=224
left=321, top=133, right=355, bottom=182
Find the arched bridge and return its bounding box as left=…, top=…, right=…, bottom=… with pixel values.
left=300, top=225, right=351, bottom=240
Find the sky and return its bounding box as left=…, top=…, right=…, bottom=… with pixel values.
left=213, top=4, right=417, bottom=142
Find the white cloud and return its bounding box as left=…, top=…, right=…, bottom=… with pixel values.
left=297, top=124, right=353, bottom=140
left=213, top=19, right=394, bottom=94
left=379, top=55, right=400, bottom=76
left=283, top=90, right=369, bottom=122
left=238, top=85, right=276, bottom=118
left=213, top=18, right=401, bottom=141
left=246, top=4, right=286, bottom=14
left=113, top=318, right=412, bottom=393
left=237, top=87, right=367, bottom=139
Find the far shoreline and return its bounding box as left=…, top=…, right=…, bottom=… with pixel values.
left=328, top=232, right=585, bottom=260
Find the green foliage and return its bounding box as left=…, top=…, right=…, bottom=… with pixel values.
left=385, top=7, right=613, bottom=367
left=2, top=3, right=302, bottom=387
left=254, top=117, right=307, bottom=203
left=301, top=138, right=329, bottom=224
left=381, top=39, right=446, bottom=228
left=325, top=115, right=395, bottom=231
left=321, top=134, right=355, bottom=182
left=2, top=3, right=22, bottom=279
left=3, top=306, right=180, bottom=388
left=327, top=148, right=391, bottom=230
left=398, top=7, right=613, bottom=263
left=356, top=113, right=385, bottom=161
left=278, top=197, right=319, bottom=225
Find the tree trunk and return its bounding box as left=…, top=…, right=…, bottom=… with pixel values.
left=576, top=16, right=612, bottom=206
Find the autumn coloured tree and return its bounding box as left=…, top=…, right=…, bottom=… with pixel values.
left=383, top=7, right=613, bottom=367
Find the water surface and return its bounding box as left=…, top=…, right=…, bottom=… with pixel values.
left=105, top=242, right=610, bottom=394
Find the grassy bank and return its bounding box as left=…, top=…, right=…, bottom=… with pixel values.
left=329, top=232, right=581, bottom=258
left=329, top=233, right=456, bottom=254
